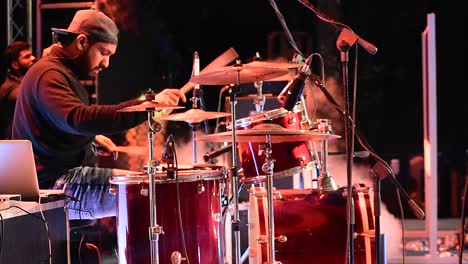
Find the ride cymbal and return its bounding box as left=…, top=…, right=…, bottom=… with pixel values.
left=196, top=123, right=341, bottom=143
left=243, top=60, right=302, bottom=69
left=159, top=108, right=231, bottom=123
left=117, top=101, right=185, bottom=112
left=189, top=64, right=288, bottom=85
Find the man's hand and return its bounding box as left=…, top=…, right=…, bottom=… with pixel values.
left=154, top=89, right=186, bottom=105
left=92, top=135, right=118, bottom=160
left=154, top=89, right=187, bottom=114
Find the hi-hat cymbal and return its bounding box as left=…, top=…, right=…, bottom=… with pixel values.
left=189, top=64, right=288, bottom=85
left=244, top=60, right=302, bottom=69
left=159, top=108, right=231, bottom=123
left=196, top=123, right=341, bottom=143
left=117, top=101, right=185, bottom=112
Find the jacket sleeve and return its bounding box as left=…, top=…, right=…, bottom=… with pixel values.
left=35, top=69, right=147, bottom=136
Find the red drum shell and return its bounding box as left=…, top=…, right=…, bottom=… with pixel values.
left=235, top=107, right=314, bottom=184
left=111, top=166, right=227, bottom=264
left=248, top=185, right=375, bottom=264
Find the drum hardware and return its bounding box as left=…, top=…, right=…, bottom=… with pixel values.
left=248, top=187, right=375, bottom=264
left=190, top=60, right=292, bottom=264
left=160, top=109, right=232, bottom=164
left=117, top=89, right=179, bottom=264
left=252, top=52, right=266, bottom=114
left=170, top=251, right=184, bottom=264
left=110, top=166, right=226, bottom=263
left=197, top=177, right=206, bottom=194
left=316, top=119, right=338, bottom=192
left=258, top=134, right=282, bottom=264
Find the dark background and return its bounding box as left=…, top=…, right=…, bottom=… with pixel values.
left=1, top=0, right=467, bottom=217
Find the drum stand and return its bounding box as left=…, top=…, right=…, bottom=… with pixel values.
left=146, top=110, right=164, bottom=264
left=228, top=63, right=242, bottom=264
left=259, top=134, right=282, bottom=264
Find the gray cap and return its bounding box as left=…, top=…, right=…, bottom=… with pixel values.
left=52, top=9, right=119, bottom=45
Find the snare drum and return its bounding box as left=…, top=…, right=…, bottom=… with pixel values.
left=110, top=165, right=227, bottom=264
left=249, top=184, right=375, bottom=264
left=234, top=106, right=314, bottom=183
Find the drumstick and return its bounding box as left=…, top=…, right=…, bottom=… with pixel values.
left=114, top=146, right=147, bottom=156
left=180, top=47, right=239, bottom=94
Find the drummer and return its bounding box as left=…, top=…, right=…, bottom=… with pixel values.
left=11, top=9, right=186, bottom=218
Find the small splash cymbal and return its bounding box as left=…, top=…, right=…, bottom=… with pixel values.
left=159, top=108, right=231, bottom=123
left=196, top=123, right=341, bottom=143
left=117, top=101, right=185, bottom=112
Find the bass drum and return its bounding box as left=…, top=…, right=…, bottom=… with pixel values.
left=234, top=106, right=315, bottom=184
left=110, top=164, right=228, bottom=264
left=249, top=184, right=375, bottom=264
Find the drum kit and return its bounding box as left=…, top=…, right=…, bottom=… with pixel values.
left=109, top=55, right=376, bottom=264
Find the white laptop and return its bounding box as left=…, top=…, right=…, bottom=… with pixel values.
left=0, top=140, right=63, bottom=201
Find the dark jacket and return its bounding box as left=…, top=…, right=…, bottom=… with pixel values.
left=12, top=47, right=146, bottom=187
left=0, top=72, right=22, bottom=139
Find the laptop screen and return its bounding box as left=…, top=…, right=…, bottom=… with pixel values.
left=0, top=140, right=41, bottom=201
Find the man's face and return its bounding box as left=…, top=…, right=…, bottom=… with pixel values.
left=13, top=49, right=36, bottom=75
left=78, top=41, right=117, bottom=78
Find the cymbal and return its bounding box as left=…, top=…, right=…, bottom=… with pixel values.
left=189, top=64, right=288, bottom=85
left=196, top=123, right=341, bottom=143
left=244, top=60, right=302, bottom=69
left=159, top=108, right=231, bottom=123
left=117, top=101, right=185, bottom=112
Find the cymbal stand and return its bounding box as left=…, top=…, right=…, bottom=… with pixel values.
left=190, top=51, right=201, bottom=164
left=146, top=108, right=164, bottom=264
left=259, top=134, right=281, bottom=264
left=229, top=61, right=242, bottom=264
left=189, top=122, right=200, bottom=164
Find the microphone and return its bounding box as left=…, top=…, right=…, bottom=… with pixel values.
left=372, top=161, right=425, bottom=219
left=279, top=55, right=312, bottom=111
left=162, top=134, right=175, bottom=179
left=203, top=144, right=233, bottom=162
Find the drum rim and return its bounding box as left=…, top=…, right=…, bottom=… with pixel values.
left=109, top=169, right=226, bottom=184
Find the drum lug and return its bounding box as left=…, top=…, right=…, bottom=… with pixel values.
left=257, top=235, right=288, bottom=244
left=276, top=235, right=288, bottom=243
left=170, top=251, right=187, bottom=264
left=274, top=190, right=283, bottom=200
left=197, top=176, right=205, bottom=194
left=108, top=186, right=116, bottom=195
left=140, top=187, right=148, bottom=196
left=287, top=112, right=297, bottom=125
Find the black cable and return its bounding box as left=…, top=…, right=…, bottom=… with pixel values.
left=78, top=233, right=85, bottom=264
left=173, top=138, right=190, bottom=264
left=222, top=182, right=245, bottom=218
left=0, top=212, right=4, bottom=262
left=9, top=205, right=53, bottom=263
left=459, top=175, right=468, bottom=264
left=267, top=0, right=304, bottom=57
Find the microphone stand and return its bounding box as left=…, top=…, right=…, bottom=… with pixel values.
left=291, top=3, right=378, bottom=263
left=335, top=37, right=355, bottom=264
left=311, top=75, right=426, bottom=263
